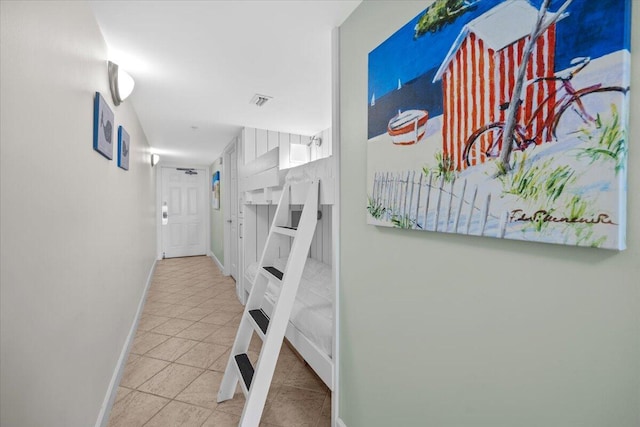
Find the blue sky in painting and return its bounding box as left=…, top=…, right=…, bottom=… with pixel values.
left=368, top=0, right=631, bottom=102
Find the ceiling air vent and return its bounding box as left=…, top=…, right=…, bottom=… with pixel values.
left=250, top=94, right=272, bottom=107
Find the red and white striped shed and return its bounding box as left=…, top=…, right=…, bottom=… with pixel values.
left=433, top=0, right=562, bottom=170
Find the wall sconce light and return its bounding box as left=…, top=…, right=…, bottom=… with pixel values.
left=309, top=135, right=322, bottom=147
left=108, top=61, right=135, bottom=106
left=151, top=153, right=160, bottom=167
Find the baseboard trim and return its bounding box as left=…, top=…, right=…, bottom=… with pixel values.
left=336, top=417, right=347, bottom=427
left=94, top=259, right=157, bottom=427
left=208, top=251, right=225, bottom=273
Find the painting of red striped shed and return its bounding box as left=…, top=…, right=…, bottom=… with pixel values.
left=366, top=0, right=630, bottom=250
left=433, top=0, right=559, bottom=170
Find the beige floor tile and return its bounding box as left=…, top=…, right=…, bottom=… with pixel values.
left=130, top=332, right=170, bottom=355
left=176, top=342, right=229, bottom=369
left=138, top=363, right=203, bottom=398
left=190, top=282, right=211, bottom=290
left=175, top=306, right=215, bottom=322
left=315, top=393, right=332, bottom=427
left=137, top=315, right=171, bottom=332
left=271, top=351, right=302, bottom=385
left=192, top=288, right=219, bottom=299
left=106, top=390, right=169, bottom=427
left=222, top=302, right=245, bottom=314
left=215, top=293, right=240, bottom=303
left=209, top=348, right=232, bottom=372
left=143, top=302, right=173, bottom=315
left=283, top=361, right=328, bottom=393
left=262, top=386, right=325, bottom=427
left=197, top=298, right=239, bottom=311
left=144, top=400, right=212, bottom=427
left=175, top=369, right=223, bottom=410
left=150, top=318, right=194, bottom=336
left=215, top=390, right=247, bottom=417
left=176, top=321, right=221, bottom=341
left=146, top=291, right=173, bottom=303
left=177, top=294, right=211, bottom=307
left=225, top=313, right=243, bottom=328
left=120, top=356, right=169, bottom=389
left=113, top=386, right=133, bottom=404
left=152, top=303, right=192, bottom=318
left=154, top=292, right=190, bottom=305
left=162, top=284, right=189, bottom=294
left=145, top=337, right=198, bottom=362
left=201, top=409, right=240, bottom=427
left=204, top=325, right=237, bottom=347
left=200, top=309, right=239, bottom=326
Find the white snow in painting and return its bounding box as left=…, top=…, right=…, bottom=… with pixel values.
left=367, top=51, right=630, bottom=250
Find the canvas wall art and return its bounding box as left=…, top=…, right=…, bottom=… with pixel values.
left=118, top=126, right=130, bottom=170
left=212, top=171, right=220, bottom=210
left=367, top=0, right=630, bottom=250
left=93, top=92, right=114, bottom=160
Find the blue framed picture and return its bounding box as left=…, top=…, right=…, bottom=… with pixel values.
left=93, top=92, right=114, bottom=160
left=118, top=126, right=130, bottom=170
left=212, top=171, right=220, bottom=210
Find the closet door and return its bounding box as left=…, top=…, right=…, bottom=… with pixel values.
left=229, top=143, right=238, bottom=279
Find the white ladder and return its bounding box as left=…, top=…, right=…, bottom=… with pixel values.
left=217, top=179, right=319, bottom=426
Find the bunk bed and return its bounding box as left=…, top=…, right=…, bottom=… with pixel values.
left=239, top=148, right=335, bottom=389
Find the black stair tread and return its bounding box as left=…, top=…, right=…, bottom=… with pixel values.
left=235, top=353, right=254, bottom=390
left=263, top=266, right=283, bottom=280
left=249, top=309, right=270, bottom=335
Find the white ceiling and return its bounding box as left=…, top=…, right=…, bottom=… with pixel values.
left=89, top=0, right=361, bottom=166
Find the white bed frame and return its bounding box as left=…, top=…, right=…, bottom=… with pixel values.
left=239, top=148, right=336, bottom=390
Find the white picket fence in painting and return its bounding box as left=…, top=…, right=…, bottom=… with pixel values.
left=370, top=170, right=510, bottom=238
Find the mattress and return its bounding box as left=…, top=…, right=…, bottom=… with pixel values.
left=285, top=156, right=334, bottom=184
left=245, top=257, right=333, bottom=357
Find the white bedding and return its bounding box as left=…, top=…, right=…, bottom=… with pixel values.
left=245, top=257, right=333, bottom=357
left=285, top=156, right=334, bottom=184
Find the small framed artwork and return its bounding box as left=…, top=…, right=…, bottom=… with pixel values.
left=118, top=126, right=130, bottom=170
left=212, top=171, right=220, bottom=210
left=93, top=92, right=114, bottom=160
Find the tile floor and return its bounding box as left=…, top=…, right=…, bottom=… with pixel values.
left=107, top=256, right=331, bottom=427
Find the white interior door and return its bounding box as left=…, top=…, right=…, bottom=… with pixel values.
left=161, top=167, right=207, bottom=258
left=229, top=144, right=238, bottom=279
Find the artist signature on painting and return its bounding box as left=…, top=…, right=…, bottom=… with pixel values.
left=509, top=209, right=616, bottom=225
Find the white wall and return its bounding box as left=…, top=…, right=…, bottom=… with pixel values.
left=242, top=126, right=331, bottom=169
left=339, top=1, right=639, bottom=426
left=0, top=2, right=157, bottom=426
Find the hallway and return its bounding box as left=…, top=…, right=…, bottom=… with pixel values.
left=107, top=256, right=330, bottom=427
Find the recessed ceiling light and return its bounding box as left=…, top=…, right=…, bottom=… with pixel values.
left=250, top=94, right=273, bottom=107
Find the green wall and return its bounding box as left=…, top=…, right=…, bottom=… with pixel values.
left=210, top=158, right=224, bottom=265
left=338, top=1, right=640, bottom=426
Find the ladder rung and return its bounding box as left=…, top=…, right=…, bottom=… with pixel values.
left=234, top=353, right=254, bottom=393
left=248, top=309, right=270, bottom=336
left=273, top=226, right=297, bottom=237
left=262, top=266, right=283, bottom=281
